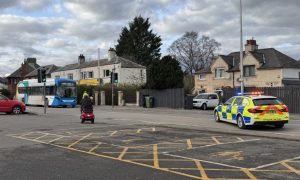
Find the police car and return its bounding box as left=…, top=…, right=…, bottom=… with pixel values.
left=214, top=93, right=289, bottom=129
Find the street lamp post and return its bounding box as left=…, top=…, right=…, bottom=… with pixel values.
left=239, top=0, right=244, bottom=95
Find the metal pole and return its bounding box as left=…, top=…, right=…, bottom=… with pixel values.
left=239, top=0, right=244, bottom=95
left=43, top=82, right=46, bottom=114
left=112, top=66, right=115, bottom=108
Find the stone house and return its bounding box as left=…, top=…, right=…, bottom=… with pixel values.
left=51, top=48, right=147, bottom=85
left=194, top=39, right=300, bottom=93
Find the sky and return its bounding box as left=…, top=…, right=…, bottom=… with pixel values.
left=0, top=0, right=300, bottom=77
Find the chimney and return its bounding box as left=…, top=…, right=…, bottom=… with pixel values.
left=245, top=39, right=258, bottom=53
left=78, top=54, right=85, bottom=64
left=108, top=48, right=116, bottom=61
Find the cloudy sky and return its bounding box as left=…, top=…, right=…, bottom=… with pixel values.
left=1, top=0, right=300, bottom=76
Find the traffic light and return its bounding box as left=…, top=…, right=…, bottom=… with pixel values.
left=38, top=69, right=42, bottom=83
left=38, top=67, right=47, bottom=83
left=110, top=72, right=118, bottom=84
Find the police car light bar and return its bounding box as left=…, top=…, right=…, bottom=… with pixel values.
left=237, top=91, right=264, bottom=96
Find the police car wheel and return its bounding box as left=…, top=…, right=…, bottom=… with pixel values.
left=237, top=115, right=246, bottom=129
left=274, top=123, right=284, bottom=128
left=214, top=111, right=220, bottom=122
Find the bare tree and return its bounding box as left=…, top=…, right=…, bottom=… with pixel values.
left=168, top=31, right=221, bottom=75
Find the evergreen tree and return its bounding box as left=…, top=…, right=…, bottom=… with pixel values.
left=115, top=16, right=162, bottom=66
left=147, top=55, right=183, bottom=89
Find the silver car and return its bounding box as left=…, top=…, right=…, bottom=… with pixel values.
left=193, top=93, right=219, bottom=110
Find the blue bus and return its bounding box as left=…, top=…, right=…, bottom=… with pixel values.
left=16, top=78, right=77, bottom=107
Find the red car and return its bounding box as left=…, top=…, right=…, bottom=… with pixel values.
left=0, top=94, right=26, bottom=114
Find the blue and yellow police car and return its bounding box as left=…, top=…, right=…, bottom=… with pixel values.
left=214, top=93, right=289, bottom=129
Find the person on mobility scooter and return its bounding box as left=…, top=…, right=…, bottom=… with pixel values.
left=80, top=94, right=95, bottom=123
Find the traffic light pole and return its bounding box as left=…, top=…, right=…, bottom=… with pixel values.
left=43, top=82, right=46, bottom=114
left=112, top=67, right=115, bottom=108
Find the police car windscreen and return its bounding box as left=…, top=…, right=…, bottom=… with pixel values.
left=253, top=98, right=283, bottom=106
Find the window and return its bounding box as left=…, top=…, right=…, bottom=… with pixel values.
left=233, top=97, right=243, bottom=106
left=0, top=95, right=8, bottom=100
left=13, top=79, right=17, bottom=84
left=103, top=70, right=110, bottom=77
left=55, top=75, right=60, bottom=79
left=199, top=74, right=206, bottom=80
left=243, top=65, right=255, bottom=77
left=224, top=97, right=235, bottom=105
left=81, top=72, right=87, bottom=79
left=208, top=94, right=218, bottom=99
left=88, top=71, right=94, bottom=78
left=253, top=98, right=283, bottom=106
left=67, top=73, right=73, bottom=80
left=215, top=68, right=225, bottom=78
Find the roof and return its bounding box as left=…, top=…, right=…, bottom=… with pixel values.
left=25, top=64, right=59, bottom=77
left=247, top=95, right=277, bottom=100
left=195, top=67, right=212, bottom=74
left=0, top=77, right=7, bottom=84
left=223, top=48, right=298, bottom=72
left=55, top=56, right=145, bottom=72
left=7, top=62, right=40, bottom=78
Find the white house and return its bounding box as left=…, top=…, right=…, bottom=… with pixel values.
left=51, top=48, right=147, bottom=85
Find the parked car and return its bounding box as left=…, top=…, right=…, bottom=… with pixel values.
left=193, top=93, right=219, bottom=110
left=0, top=94, right=26, bottom=114
left=214, top=94, right=289, bottom=129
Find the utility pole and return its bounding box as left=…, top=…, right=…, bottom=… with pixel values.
left=98, top=48, right=101, bottom=86
left=239, top=0, right=244, bottom=95
left=43, top=82, right=46, bottom=114
left=112, top=65, right=115, bottom=108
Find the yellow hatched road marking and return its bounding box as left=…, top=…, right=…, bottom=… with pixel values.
left=281, top=161, right=300, bottom=176
left=110, top=131, right=117, bottom=136
left=118, top=147, right=129, bottom=160
left=187, top=139, right=193, bottom=149
left=153, top=144, right=159, bottom=168
left=237, top=137, right=244, bottom=141
left=34, top=133, right=49, bottom=140
left=68, top=133, right=92, bottom=148
left=89, top=142, right=102, bottom=153
left=211, top=136, right=221, bottom=144
left=136, top=129, right=142, bottom=133
left=194, top=160, right=209, bottom=180
left=48, top=136, right=64, bottom=143
left=241, top=168, right=257, bottom=180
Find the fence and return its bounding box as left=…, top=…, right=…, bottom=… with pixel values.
left=222, top=87, right=300, bottom=113
left=139, top=88, right=184, bottom=108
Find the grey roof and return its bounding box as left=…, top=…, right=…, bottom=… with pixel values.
left=227, top=48, right=298, bottom=72
left=25, top=64, right=59, bottom=77
left=195, top=67, right=212, bottom=74
left=0, top=77, right=7, bottom=84
left=7, top=63, right=40, bottom=78
left=55, top=56, right=145, bottom=72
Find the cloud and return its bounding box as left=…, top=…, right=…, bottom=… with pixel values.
left=0, top=0, right=300, bottom=77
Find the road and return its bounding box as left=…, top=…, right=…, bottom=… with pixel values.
left=0, top=106, right=299, bottom=180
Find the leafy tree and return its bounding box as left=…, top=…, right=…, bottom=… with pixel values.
left=168, top=31, right=221, bottom=75
left=115, top=16, right=162, bottom=66
left=147, top=55, right=183, bottom=89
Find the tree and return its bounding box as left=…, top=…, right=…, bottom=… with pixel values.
left=115, top=16, right=162, bottom=67
left=147, top=55, right=183, bottom=89
left=168, top=31, right=221, bottom=75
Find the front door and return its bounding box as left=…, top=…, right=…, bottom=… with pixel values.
left=231, top=97, right=244, bottom=122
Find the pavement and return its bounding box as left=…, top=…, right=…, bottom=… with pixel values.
left=0, top=105, right=299, bottom=180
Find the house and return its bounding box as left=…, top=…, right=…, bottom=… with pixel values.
left=0, top=77, right=8, bottom=90
left=25, top=64, right=59, bottom=79
left=194, top=39, right=300, bottom=93
left=7, top=58, right=40, bottom=95
left=51, top=48, right=147, bottom=85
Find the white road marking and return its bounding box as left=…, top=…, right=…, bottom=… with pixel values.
left=251, top=156, right=300, bottom=170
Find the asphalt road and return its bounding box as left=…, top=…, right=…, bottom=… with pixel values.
left=0, top=106, right=299, bottom=180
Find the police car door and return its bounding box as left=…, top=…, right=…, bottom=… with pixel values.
left=220, top=97, right=235, bottom=121
left=231, top=97, right=244, bottom=123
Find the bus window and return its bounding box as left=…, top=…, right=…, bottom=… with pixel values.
left=56, top=83, right=76, bottom=97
